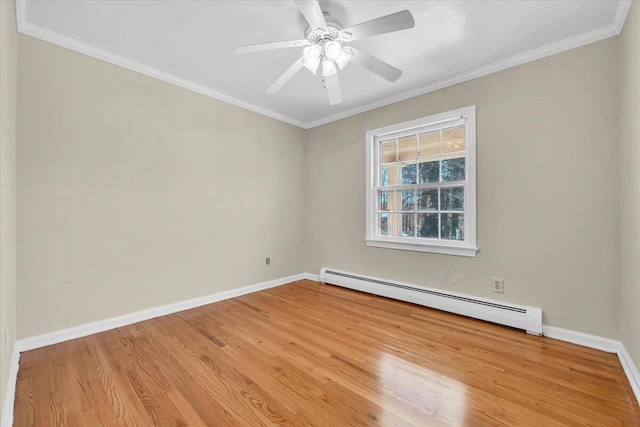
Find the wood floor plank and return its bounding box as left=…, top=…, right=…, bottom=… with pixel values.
left=132, top=322, right=250, bottom=426
left=12, top=280, right=640, bottom=426
left=237, top=288, right=627, bottom=426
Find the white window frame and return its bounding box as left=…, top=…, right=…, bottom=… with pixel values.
left=365, top=105, right=477, bottom=257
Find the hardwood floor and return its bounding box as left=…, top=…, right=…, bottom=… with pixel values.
left=13, top=280, right=640, bottom=426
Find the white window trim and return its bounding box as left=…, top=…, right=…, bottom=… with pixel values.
left=365, top=105, right=477, bottom=257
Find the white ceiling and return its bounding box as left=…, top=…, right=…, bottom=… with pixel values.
left=17, top=1, right=631, bottom=128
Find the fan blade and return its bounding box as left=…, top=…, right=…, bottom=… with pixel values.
left=266, top=57, right=305, bottom=94
left=234, top=39, right=309, bottom=55
left=294, top=0, right=327, bottom=30
left=341, top=10, right=414, bottom=41
left=324, top=73, right=343, bottom=105
left=350, top=47, right=402, bottom=82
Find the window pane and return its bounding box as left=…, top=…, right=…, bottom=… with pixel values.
left=401, top=162, right=416, bottom=184
left=419, top=131, right=439, bottom=157
left=398, top=135, right=417, bottom=161
left=379, top=213, right=389, bottom=235
left=418, top=161, right=439, bottom=183
left=401, top=190, right=415, bottom=211
left=417, top=213, right=438, bottom=238
left=401, top=213, right=415, bottom=237
left=442, top=126, right=465, bottom=154
left=379, top=191, right=391, bottom=211
left=386, top=213, right=399, bottom=236
left=381, top=140, right=396, bottom=163
left=441, top=213, right=464, bottom=240
left=417, top=189, right=438, bottom=211
left=380, top=213, right=401, bottom=236
left=441, top=158, right=465, bottom=182
left=440, top=187, right=464, bottom=211
left=381, top=164, right=398, bottom=186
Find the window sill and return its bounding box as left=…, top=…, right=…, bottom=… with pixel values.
left=365, top=239, right=478, bottom=257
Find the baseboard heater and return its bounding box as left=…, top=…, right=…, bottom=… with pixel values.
left=319, top=268, right=542, bottom=335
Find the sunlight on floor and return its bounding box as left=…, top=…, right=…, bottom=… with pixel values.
left=377, top=352, right=467, bottom=425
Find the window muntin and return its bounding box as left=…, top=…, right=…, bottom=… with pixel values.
left=365, top=106, right=476, bottom=256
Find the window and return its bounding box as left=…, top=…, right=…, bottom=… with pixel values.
left=365, top=106, right=477, bottom=257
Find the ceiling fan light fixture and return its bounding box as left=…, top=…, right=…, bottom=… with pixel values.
left=234, top=1, right=414, bottom=104
left=322, top=58, right=337, bottom=77
left=324, top=40, right=342, bottom=61
left=303, top=58, right=320, bottom=74
left=303, top=44, right=322, bottom=63
left=302, top=44, right=322, bottom=74
left=335, top=47, right=353, bottom=70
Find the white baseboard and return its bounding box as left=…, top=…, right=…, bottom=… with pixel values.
left=1, top=346, right=20, bottom=427
left=618, top=345, right=640, bottom=406
left=7, top=274, right=637, bottom=416
left=542, top=325, right=640, bottom=405
left=542, top=325, right=620, bottom=353
left=302, top=272, right=320, bottom=282
left=16, top=272, right=311, bottom=353
left=2, top=272, right=317, bottom=425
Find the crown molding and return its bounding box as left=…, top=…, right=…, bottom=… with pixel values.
left=16, top=0, right=632, bottom=130
left=14, top=0, right=306, bottom=129
left=614, top=0, right=633, bottom=34
left=304, top=1, right=632, bottom=129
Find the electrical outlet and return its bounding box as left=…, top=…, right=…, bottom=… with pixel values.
left=492, top=277, right=504, bottom=294
left=265, top=257, right=270, bottom=265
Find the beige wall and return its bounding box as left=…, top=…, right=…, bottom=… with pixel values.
left=12, top=19, right=629, bottom=346
left=5, top=3, right=640, bottom=412
left=0, top=0, right=18, bottom=421
left=620, top=2, right=640, bottom=370
left=17, top=36, right=307, bottom=339
left=305, top=38, right=621, bottom=339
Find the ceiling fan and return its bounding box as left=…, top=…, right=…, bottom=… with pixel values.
left=233, top=1, right=415, bottom=105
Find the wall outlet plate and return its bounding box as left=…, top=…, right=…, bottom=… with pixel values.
left=492, top=277, right=504, bottom=294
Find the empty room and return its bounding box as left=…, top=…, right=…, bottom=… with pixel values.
left=1, top=0, right=640, bottom=425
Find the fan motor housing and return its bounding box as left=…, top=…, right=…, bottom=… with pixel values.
left=305, top=13, right=343, bottom=43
